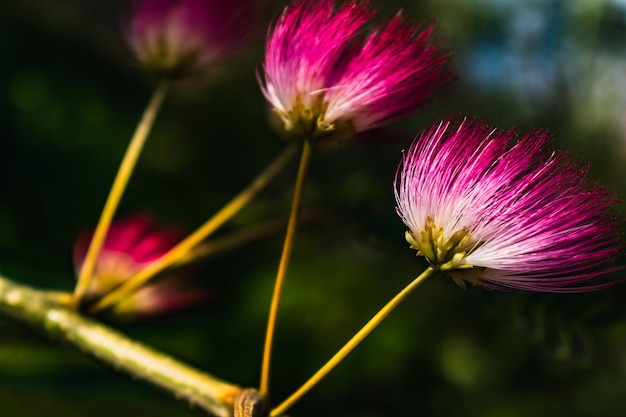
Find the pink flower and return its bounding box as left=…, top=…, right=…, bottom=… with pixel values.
left=394, top=118, right=623, bottom=292
left=112, top=279, right=211, bottom=318
left=128, top=0, right=256, bottom=76
left=73, top=215, right=210, bottom=316
left=259, top=0, right=455, bottom=143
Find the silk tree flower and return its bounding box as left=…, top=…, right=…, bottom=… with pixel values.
left=128, top=0, right=256, bottom=77
left=259, top=0, right=455, bottom=143
left=394, top=118, right=623, bottom=292
left=73, top=215, right=210, bottom=317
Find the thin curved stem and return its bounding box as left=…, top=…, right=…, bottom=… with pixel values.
left=74, top=80, right=170, bottom=303
left=186, top=214, right=320, bottom=265
left=90, top=144, right=298, bottom=314
left=260, top=139, right=313, bottom=399
left=270, top=267, right=436, bottom=417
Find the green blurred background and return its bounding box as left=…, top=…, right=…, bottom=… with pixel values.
left=2, top=0, right=626, bottom=416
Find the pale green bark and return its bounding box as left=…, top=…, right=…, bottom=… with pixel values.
left=0, top=274, right=240, bottom=417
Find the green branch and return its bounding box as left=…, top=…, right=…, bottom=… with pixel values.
left=0, top=274, right=240, bottom=417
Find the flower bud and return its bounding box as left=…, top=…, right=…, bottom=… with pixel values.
left=128, top=0, right=256, bottom=77
left=74, top=214, right=210, bottom=317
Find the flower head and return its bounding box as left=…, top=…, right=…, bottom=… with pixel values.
left=394, top=118, right=623, bottom=292
left=260, top=0, right=455, bottom=143
left=128, top=0, right=256, bottom=77
left=73, top=215, right=210, bottom=316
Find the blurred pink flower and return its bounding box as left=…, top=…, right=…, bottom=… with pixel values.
left=128, top=0, right=256, bottom=76
left=74, top=215, right=210, bottom=317
left=395, top=118, right=623, bottom=292
left=259, top=0, right=455, bottom=143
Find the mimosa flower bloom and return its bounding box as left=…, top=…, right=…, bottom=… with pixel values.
left=260, top=0, right=455, bottom=143
left=394, top=118, right=623, bottom=292
left=74, top=215, right=209, bottom=316
left=129, top=0, right=255, bottom=76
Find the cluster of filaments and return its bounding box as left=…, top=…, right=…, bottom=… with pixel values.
left=405, top=216, right=476, bottom=273
left=275, top=94, right=357, bottom=143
